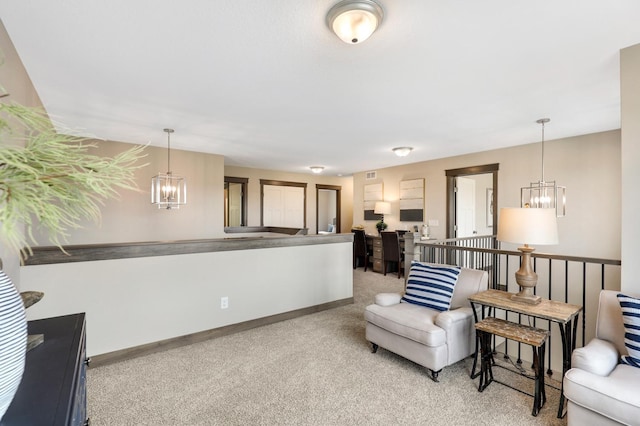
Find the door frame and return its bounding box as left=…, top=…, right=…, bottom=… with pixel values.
left=445, top=163, right=499, bottom=238
left=316, top=184, right=341, bottom=234
left=224, top=176, right=248, bottom=227
left=260, top=179, right=307, bottom=227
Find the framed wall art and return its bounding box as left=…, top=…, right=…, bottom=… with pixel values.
left=364, top=183, right=383, bottom=220
left=399, top=178, right=424, bottom=221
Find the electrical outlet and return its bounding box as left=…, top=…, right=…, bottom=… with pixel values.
left=220, top=296, right=229, bottom=309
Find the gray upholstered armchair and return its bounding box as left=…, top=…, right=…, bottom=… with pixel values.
left=563, top=290, right=640, bottom=425
left=364, top=262, right=488, bottom=381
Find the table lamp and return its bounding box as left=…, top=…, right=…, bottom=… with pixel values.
left=496, top=207, right=559, bottom=304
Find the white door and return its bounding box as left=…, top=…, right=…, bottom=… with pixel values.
left=456, top=177, right=476, bottom=237
left=227, top=183, right=243, bottom=227
left=283, top=186, right=304, bottom=228
left=263, top=185, right=304, bottom=227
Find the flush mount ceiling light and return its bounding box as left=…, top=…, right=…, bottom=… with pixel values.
left=310, top=166, right=325, bottom=174
left=392, top=147, right=413, bottom=157
left=151, top=128, right=187, bottom=210
left=326, top=0, right=384, bottom=44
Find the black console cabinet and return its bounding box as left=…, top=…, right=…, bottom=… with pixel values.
left=1, top=313, right=88, bottom=425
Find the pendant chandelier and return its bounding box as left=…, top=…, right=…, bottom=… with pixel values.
left=151, top=128, right=186, bottom=209
left=520, top=118, right=566, bottom=217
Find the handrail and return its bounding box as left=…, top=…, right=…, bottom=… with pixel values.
left=416, top=240, right=622, bottom=266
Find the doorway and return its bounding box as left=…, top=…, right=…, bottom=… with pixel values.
left=316, top=184, right=341, bottom=234
left=456, top=177, right=476, bottom=237
left=446, top=164, right=499, bottom=238
left=224, top=177, right=248, bottom=227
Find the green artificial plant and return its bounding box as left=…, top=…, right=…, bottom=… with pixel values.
left=0, top=101, right=147, bottom=260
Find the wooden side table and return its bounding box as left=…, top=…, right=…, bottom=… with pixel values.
left=468, top=290, right=582, bottom=418
left=475, top=317, right=549, bottom=416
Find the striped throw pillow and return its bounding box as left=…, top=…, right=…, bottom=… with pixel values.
left=401, top=262, right=461, bottom=311
left=617, top=293, right=640, bottom=368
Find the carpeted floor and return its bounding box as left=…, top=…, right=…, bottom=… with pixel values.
left=87, top=269, right=567, bottom=425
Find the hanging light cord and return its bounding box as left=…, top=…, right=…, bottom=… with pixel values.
left=536, top=118, right=550, bottom=183
left=164, top=128, right=174, bottom=174
left=540, top=120, right=545, bottom=182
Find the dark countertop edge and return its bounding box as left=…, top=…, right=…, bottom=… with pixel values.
left=224, top=226, right=308, bottom=235
left=23, top=233, right=353, bottom=266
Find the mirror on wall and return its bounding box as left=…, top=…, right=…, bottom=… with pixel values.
left=316, top=184, right=341, bottom=234
left=224, top=177, right=248, bottom=227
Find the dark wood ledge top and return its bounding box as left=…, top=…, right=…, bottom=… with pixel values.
left=23, top=233, right=353, bottom=266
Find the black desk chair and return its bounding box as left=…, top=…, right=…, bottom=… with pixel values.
left=352, top=229, right=370, bottom=271
left=381, top=231, right=404, bottom=278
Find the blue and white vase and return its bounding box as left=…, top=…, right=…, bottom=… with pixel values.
left=0, top=270, right=27, bottom=420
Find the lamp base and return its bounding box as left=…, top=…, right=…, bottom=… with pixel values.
left=511, top=291, right=542, bottom=305
left=511, top=246, right=542, bottom=305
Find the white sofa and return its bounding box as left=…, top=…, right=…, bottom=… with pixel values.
left=364, top=264, right=488, bottom=381
left=563, top=290, right=640, bottom=425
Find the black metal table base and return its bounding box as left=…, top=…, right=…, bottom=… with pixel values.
left=476, top=330, right=547, bottom=417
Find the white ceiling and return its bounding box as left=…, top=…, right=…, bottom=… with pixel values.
left=1, top=1, right=639, bottom=176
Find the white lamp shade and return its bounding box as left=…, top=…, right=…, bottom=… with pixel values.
left=374, top=201, right=391, bottom=215
left=497, top=208, right=558, bottom=245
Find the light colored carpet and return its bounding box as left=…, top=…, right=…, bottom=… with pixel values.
left=88, top=269, right=567, bottom=425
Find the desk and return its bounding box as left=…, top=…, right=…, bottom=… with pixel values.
left=365, top=234, right=405, bottom=274
left=468, top=289, right=582, bottom=418
left=365, top=235, right=383, bottom=272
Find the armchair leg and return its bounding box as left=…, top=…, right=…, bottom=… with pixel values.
left=428, top=369, right=441, bottom=382
left=371, top=343, right=379, bottom=353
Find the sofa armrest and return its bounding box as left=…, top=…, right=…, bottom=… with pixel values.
left=375, top=293, right=402, bottom=307
left=571, top=338, right=619, bottom=377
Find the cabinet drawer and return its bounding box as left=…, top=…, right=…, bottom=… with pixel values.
left=373, top=246, right=383, bottom=259
left=373, top=259, right=383, bottom=272
left=373, top=239, right=382, bottom=248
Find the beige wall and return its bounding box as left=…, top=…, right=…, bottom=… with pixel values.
left=22, top=138, right=355, bottom=245
left=621, top=43, right=640, bottom=294
left=224, top=166, right=354, bottom=234
left=353, top=130, right=621, bottom=260
left=29, top=140, right=226, bottom=245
